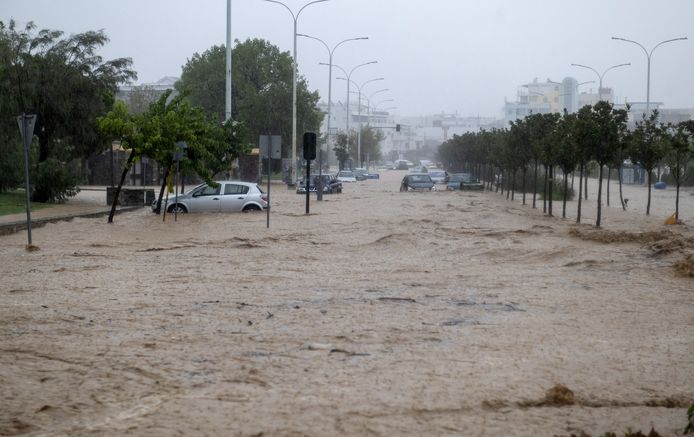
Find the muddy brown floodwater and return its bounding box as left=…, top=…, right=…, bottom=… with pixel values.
left=1, top=171, right=693, bottom=436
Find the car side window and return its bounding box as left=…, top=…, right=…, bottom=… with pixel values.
left=224, top=184, right=249, bottom=195
left=200, top=185, right=221, bottom=196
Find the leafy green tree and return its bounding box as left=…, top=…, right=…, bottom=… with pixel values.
left=100, top=91, right=250, bottom=220
left=357, top=126, right=384, bottom=166
left=525, top=113, right=557, bottom=209
left=574, top=105, right=598, bottom=223
left=509, top=118, right=532, bottom=204
left=0, top=20, right=136, bottom=201
left=662, top=121, right=693, bottom=221
left=176, top=39, right=323, bottom=161
left=333, top=132, right=351, bottom=169
left=630, top=111, right=667, bottom=215
left=590, top=101, right=629, bottom=227
left=553, top=111, right=579, bottom=218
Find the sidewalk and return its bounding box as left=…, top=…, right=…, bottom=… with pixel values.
left=0, top=187, right=139, bottom=236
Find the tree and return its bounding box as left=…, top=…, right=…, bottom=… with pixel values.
left=356, top=126, right=384, bottom=166
left=99, top=91, right=250, bottom=221
left=333, top=132, right=351, bottom=169
left=662, top=121, right=693, bottom=221
left=0, top=20, right=136, bottom=201
left=553, top=111, right=579, bottom=218
left=574, top=105, right=598, bottom=224
left=175, top=39, right=323, bottom=161
left=525, top=113, right=558, bottom=209
left=509, top=118, right=532, bottom=204
left=590, top=101, right=629, bottom=227
left=630, top=111, right=667, bottom=215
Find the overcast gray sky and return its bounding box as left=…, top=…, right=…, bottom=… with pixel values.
left=4, top=0, right=693, bottom=117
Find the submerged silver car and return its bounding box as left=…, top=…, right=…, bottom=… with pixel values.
left=154, top=181, right=268, bottom=213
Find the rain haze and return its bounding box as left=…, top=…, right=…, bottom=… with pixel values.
left=4, top=0, right=694, bottom=117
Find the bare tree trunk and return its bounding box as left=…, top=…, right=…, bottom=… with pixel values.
left=596, top=165, right=604, bottom=227
left=562, top=174, right=568, bottom=218
left=646, top=170, right=652, bottom=215
left=577, top=161, right=584, bottom=224
left=107, top=150, right=136, bottom=223
left=511, top=170, right=516, bottom=201
left=548, top=165, right=553, bottom=217
left=618, top=166, right=626, bottom=210
left=543, top=165, right=548, bottom=214
left=154, top=165, right=172, bottom=215
left=522, top=168, right=527, bottom=205
left=676, top=181, right=681, bottom=221
left=532, top=160, right=538, bottom=209
left=606, top=166, right=611, bottom=207
left=584, top=171, right=588, bottom=200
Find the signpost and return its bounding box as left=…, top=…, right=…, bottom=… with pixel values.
left=173, top=141, right=187, bottom=222
left=260, top=135, right=281, bottom=228
left=303, top=132, right=316, bottom=215
left=16, top=114, right=36, bottom=247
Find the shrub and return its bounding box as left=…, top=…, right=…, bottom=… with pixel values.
left=31, top=158, right=82, bottom=203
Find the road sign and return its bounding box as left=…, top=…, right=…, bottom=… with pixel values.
left=259, top=135, right=282, bottom=159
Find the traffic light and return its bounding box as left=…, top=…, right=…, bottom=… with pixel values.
left=303, top=132, right=316, bottom=160
left=396, top=124, right=401, bottom=132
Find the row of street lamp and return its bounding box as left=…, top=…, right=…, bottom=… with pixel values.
left=227, top=3, right=688, bottom=182
left=260, top=0, right=393, bottom=185
left=571, top=36, right=687, bottom=115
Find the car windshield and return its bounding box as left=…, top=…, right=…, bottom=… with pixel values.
left=338, top=171, right=354, bottom=177
left=409, top=175, right=431, bottom=183
left=429, top=171, right=445, bottom=177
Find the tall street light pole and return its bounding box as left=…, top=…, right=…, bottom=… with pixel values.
left=263, top=0, right=329, bottom=186
left=225, top=0, right=232, bottom=122
left=298, top=34, right=368, bottom=163
left=611, top=36, right=687, bottom=115
left=327, top=61, right=377, bottom=133
left=338, top=77, right=384, bottom=168
left=366, top=88, right=389, bottom=120
left=570, top=62, right=630, bottom=102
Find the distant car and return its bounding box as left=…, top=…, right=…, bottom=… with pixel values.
left=447, top=173, right=484, bottom=190
left=400, top=174, right=435, bottom=191
left=393, top=160, right=413, bottom=170
left=153, top=181, right=268, bottom=213
left=354, top=168, right=368, bottom=181
left=447, top=173, right=468, bottom=190
left=461, top=175, right=484, bottom=190
left=297, top=174, right=342, bottom=194
left=409, top=165, right=429, bottom=174
left=365, top=171, right=380, bottom=180
left=337, top=170, right=357, bottom=183
left=428, top=170, right=449, bottom=184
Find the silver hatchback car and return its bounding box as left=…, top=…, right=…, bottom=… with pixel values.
left=154, top=181, right=268, bottom=213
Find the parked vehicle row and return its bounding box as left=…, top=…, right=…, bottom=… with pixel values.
left=296, top=174, right=343, bottom=194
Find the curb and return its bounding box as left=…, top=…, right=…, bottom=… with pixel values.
left=0, top=206, right=141, bottom=236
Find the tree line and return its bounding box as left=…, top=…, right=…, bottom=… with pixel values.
left=438, top=101, right=694, bottom=227
left=0, top=20, right=323, bottom=210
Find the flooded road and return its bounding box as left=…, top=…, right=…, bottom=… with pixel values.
left=2, top=171, right=693, bottom=435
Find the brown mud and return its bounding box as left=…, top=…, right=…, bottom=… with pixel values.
left=1, top=172, right=693, bottom=436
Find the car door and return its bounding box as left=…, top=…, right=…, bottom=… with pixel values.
left=220, top=183, right=250, bottom=212
left=189, top=184, right=221, bottom=212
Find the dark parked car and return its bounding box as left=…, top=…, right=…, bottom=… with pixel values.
left=400, top=174, right=435, bottom=191
left=447, top=173, right=484, bottom=190
left=297, top=174, right=343, bottom=194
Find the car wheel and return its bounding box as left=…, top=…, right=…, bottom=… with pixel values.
left=167, top=203, right=187, bottom=214
left=243, top=204, right=262, bottom=212
left=400, top=185, right=407, bottom=192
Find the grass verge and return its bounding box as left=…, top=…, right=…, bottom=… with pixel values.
left=0, top=191, right=51, bottom=216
